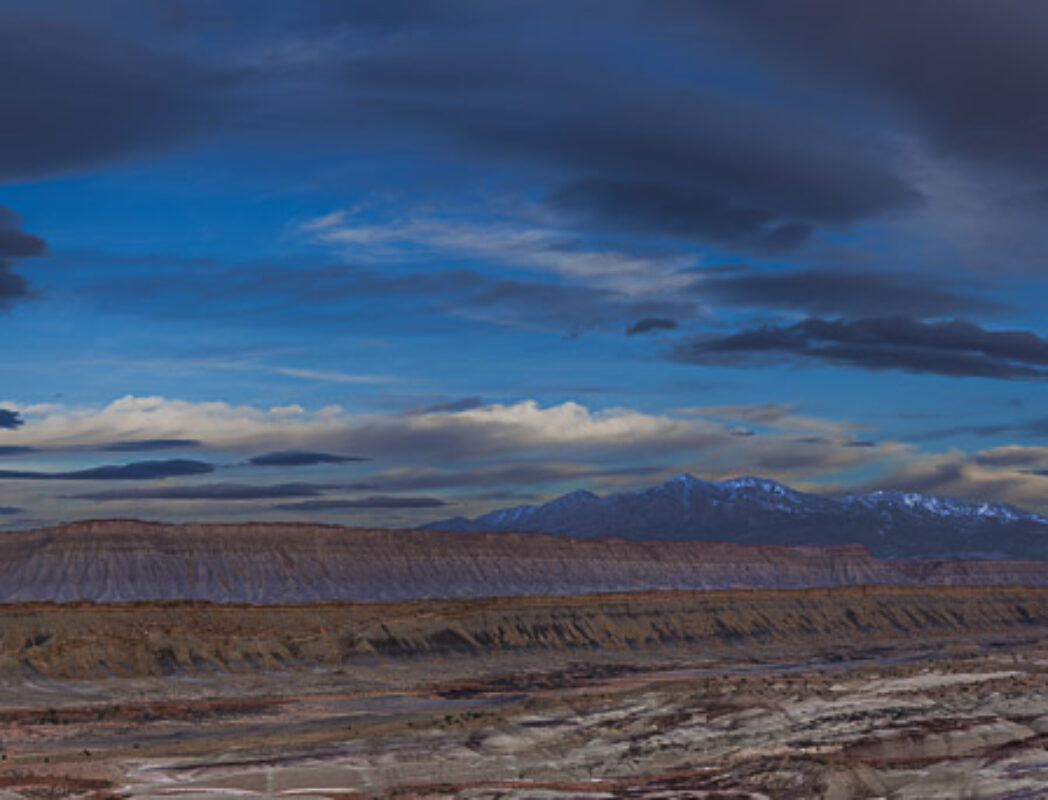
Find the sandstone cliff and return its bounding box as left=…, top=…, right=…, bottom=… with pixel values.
left=2, top=586, right=1045, bottom=679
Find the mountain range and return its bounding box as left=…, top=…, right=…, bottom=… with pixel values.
left=424, top=474, right=1048, bottom=560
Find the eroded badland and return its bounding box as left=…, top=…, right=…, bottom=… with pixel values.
left=0, top=585, right=1046, bottom=798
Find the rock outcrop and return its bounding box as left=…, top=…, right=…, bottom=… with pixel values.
left=2, top=585, right=1046, bottom=679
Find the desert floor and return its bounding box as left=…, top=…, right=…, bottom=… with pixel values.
left=0, top=589, right=1046, bottom=799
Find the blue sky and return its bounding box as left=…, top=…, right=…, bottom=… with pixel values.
left=2, top=1, right=1048, bottom=527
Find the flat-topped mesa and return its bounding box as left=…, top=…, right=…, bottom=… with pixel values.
left=0, top=520, right=1045, bottom=605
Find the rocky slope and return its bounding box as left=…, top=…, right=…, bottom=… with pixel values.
left=2, top=585, right=1047, bottom=679
left=0, top=519, right=1045, bottom=604
left=2, top=597, right=1047, bottom=800
left=425, top=473, right=1048, bottom=559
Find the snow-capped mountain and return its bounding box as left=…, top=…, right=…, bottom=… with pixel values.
left=424, top=474, right=1048, bottom=560
left=841, top=490, right=1038, bottom=524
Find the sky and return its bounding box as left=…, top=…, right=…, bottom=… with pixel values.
left=2, top=0, right=1048, bottom=528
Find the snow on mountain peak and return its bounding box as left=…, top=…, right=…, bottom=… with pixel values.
left=542, top=489, right=598, bottom=510
left=844, top=490, right=1041, bottom=523
left=719, top=475, right=792, bottom=494
left=661, top=473, right=701, bottom=487
left=421, top=473, right=1048, bottom=558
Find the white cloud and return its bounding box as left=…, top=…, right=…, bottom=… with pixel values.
left=274, top=367, right=399, bottom=384
left=9, top=394, right=1045, bottom=520
left=300, top=207, right=699, bottom=296
left=0, top=395, right=703, bottom=455
left=0, top=395, right=908, bottom=481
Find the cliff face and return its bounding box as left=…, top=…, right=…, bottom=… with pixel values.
left=3, top=586, right=1046, bottom=679
left=0, top=519, right=1045, bottom=604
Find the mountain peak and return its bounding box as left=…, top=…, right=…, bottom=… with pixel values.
left=844, top=489, right=1037, bottom=523
left=719, top=475, right=793, bottom=493
left=544, top=489, right=599, bottom=508
left=423, top=474, right=1048, bottom=559
left=647, top=473, right=705, bottom=493
left=666, top=472, right=701, bottom=484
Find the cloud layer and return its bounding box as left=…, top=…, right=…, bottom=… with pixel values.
left=2, top=3, right=1048, bottom=527
left=249, top=451, right=368, bottom=467
left=0, top=13, right=226, bottom=182
left=676, top=317, right=1048, bottom=380
left=0, top=206, right=45, bottom=310
left=0, top=459, right=214, bottom=481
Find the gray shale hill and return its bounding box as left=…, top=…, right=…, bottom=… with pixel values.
left=425, top=474, right=1048, bottom=560
left=0, top=517, right=1045, bottom=604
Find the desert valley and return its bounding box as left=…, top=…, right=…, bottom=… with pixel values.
left=0, top=494, right=1046, bottom=798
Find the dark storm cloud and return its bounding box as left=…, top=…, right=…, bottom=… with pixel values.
left=70, top=482, right=329, bottom=501
left=101, top=438, right=202, bottom=452
left=249, top=450, right=369, bottom=467
left=626, top=317, right=678, bottom=336
left=674, top=317, right=1048, bottom=380
left=700, top=269, right=1009, bottom=318
left=0, top=13, right=228, bottom=183
left=0, top=506, right=23, bottom=516
left=273, top=496, right=447, bottom=511
left=0, top=206, right=46, bottom=310
left=553, top=179, right=813, bottom=252
left=710, top=1, right=1048, bottom=176
left=0, top=266, right=29, bottom=309
left=0, top=446, right=35, bottom=456
left=5, top=3, right=920, bottom=234
left=0, top=459, right=214, bottom=480
left=0, top=207, right=46, bottom=257
left=0, top=409, right=23, bottom=429
left=340, top=14, right=919, bottom=236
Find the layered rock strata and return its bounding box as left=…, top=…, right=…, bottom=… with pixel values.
left=1, top=520, right=1046, bottom=604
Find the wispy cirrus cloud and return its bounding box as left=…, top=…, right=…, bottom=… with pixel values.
left=273, top=496, right=446, bottom=511
left=697, top=268, right=1008, bottom=318
left=300, top=207, right=699, bottom=295
left=80, top=251, right=697, bottom=337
